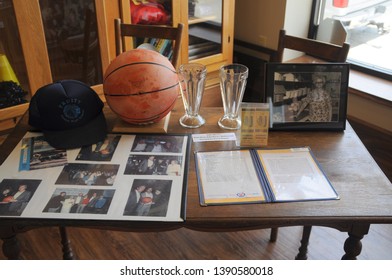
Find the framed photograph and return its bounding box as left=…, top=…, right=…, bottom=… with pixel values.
left=265, top=63, right=349, bottom=131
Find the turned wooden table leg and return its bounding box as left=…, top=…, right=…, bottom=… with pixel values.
left=0, top=227, right=21, bottom=260
left=2, top=235, right=21, bottom=259
left=269, top=228, right=279, bottom=242
left=295, top=225, right=312, bottom=260
left=59, top=226, right=76, bottom=260
left=341, top=224, right=370, bottom=260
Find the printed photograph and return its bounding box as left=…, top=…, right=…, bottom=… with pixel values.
left=124, top=155, right=183, bottom=176
left=266, top=63, right=349, bottom=131
left=19, top=136, right=67, bottom=171
left=131, top=135, right=184, bottom=153
left=271, top=71, right=342, bottom=123
left=0, top=179, right=41, bottom=216
left=123, top=179, right=172, bottom=217
left=55, top=163, right=119, bottom=186
left=76, top=135, right=121, bottom=162
left=42, top=187, right=115, bottom=214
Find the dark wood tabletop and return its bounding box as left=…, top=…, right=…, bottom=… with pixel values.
left=1, top=99, right=391, bottom=260
left=167, top=102, right=392, bottom=224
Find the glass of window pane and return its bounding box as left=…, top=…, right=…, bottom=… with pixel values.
left=39, top=0, right=102, bottom=85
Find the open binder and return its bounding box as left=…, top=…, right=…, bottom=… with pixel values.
left=195, top=147, right=339, bottom=206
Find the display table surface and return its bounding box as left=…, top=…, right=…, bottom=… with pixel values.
left=1, top=100, right=392, bottom=260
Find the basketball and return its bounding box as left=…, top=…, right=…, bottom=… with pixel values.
left=103, top=49, right=179, bottom=124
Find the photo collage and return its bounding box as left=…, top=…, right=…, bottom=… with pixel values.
left=0, top=133, right=189, bottom=222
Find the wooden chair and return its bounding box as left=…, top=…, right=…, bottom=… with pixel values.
left=270, top=29, right=350, bottom=259
left=59, top=7, right=99, bottom=85
left=114, top=19, right=184, bottom=69
left=272, top=29, right=350, bottom=63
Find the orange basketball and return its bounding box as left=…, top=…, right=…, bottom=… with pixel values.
left=103, top=49, right=179, bottom=124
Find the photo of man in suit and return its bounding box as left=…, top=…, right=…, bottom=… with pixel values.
left=0, top=179, right=40, bottom=216
left=123, top=184, right=146, bottom=216
left=6, top=184, right=32, bottom=215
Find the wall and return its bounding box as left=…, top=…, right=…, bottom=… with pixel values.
left=234, top=0, right=312, bottom=60
left=234, top=0, right=286, bottom=49
left=282, top=0, right=313, bottom=60
left=348, top=94, right=392, bottom=132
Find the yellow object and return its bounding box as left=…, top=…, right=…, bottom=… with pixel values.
left=239, top=103, right=270, bottom=147
left=0, top=54, right=20, bottom=84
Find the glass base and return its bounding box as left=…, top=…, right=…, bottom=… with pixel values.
left=179, top=114, right=205, bottom=128
left=218, top=116, right=241, bottom=130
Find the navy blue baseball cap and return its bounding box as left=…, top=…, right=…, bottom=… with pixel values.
left=28, top=80, right=107, bottom=149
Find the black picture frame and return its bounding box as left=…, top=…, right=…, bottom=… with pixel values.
left=265, top=63, right=349, bottom=131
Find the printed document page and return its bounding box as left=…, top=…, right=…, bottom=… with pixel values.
left=256, top=148, right=338, bottom=201
left=196, top=150, right=265, bottom=204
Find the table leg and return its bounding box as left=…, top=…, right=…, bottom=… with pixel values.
left=342, top=224, right=370, bottom=260
left=0, top=228, right=21, bottom=260
left=59, top=226, right=76, bottom=260
left=295, top=225, right=312, bottom=260
left=269, top=228, right=279, bottom=242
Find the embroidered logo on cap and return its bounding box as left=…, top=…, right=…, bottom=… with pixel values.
left=59, top=98, right=85, bottom=123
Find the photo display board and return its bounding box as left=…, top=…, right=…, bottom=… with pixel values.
left=0, top=132, right=190, bottom=222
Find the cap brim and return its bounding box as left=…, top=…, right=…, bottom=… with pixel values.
left=43, top=112, right=107, bottom=149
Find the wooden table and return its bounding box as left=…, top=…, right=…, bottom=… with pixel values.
left=1, top=101, right=392, bottom=260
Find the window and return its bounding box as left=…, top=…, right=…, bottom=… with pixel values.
left=312, top=0, right=392, bottom=81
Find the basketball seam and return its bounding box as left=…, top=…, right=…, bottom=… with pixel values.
left=104, top=61, right=177, bottom=82
left=104, top=83, right=179, bottom=97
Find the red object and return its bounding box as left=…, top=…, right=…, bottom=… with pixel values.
left=333, top=0, right=349, bottom=8
left=103, top=49, right=179, bottom=125
left=130, top=0, right=169, bottom=25
left=141, top=197, right=152, bottom=203
left=2, top=196, right=13, bottom=203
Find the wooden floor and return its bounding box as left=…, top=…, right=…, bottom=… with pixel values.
left=1, top=224, right=392, bottom=260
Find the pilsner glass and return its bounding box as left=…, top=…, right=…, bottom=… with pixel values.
left=218, top=64, right=249, bottom=130
left=178, top=63, right=207, bottom=128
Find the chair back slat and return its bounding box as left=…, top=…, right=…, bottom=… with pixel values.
left=273, top=29, right=350, bottom=63
left=114, top=18, right=184, bottom=68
